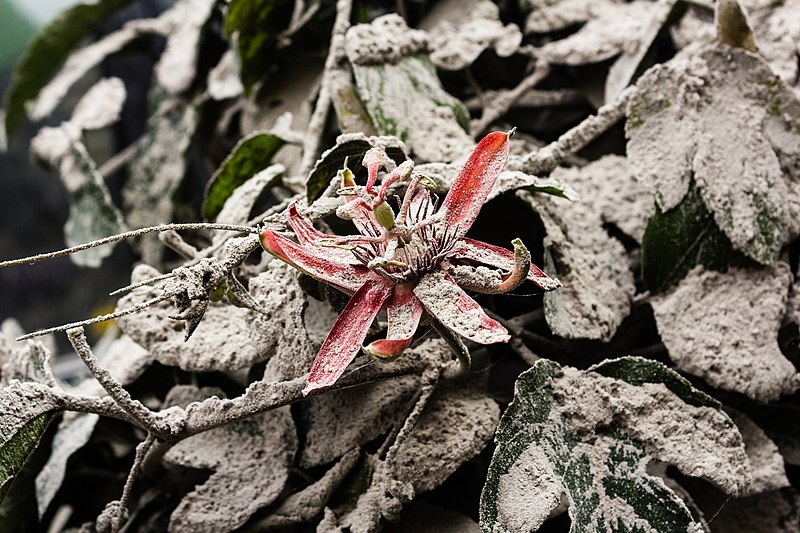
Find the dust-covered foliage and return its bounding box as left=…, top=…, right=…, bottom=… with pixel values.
left=1, top=0, right=799, bottom=531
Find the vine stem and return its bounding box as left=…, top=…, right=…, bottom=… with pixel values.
left=297, top=0, right=353, bottom=178
left=383, top=366, right=441, bottom=466
left=519, top=85, right=636, bottom=176
left=67, top=328, right=173, bottom=439
left=0, top=222, right=259, bottom=269
left=471, top=61, right=551, bottom=134
left=430, top=318, right=471, bottom=376
left=114, top=433, right=156, bottom=532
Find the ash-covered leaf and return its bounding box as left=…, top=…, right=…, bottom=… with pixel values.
left=225, top=0, right=293, bottom=92
left=729, top=411, right=790, bottom=495
left=385, top=502, right=481, bottom=533
left=299, top=377, right=418, bottom=468
left=31, top=128, right=126, bottom=268
left=391, top=371, right=500, bottom=494
left=0, top=381, right=60, bottom=504
left=203, top=132, right=286, bottom=221
left=519, top=191, right=634, bottom=341
left=480, top=357, right=751, bottom=533
left=641, top=186, right=757, bottom=293
left=34, top=413, right=97, bottom=519
left=751, top=0, right=800, bottom=88
left=116, top=266, right=261, bottom=371
left=486, top=166, right=579, bottom=202
left=0, top=340, right=55, bottom=389
left=256, top=450, right=360, bottom=529
left=306, top=132, right=407, bottom=203
left=346, top=14, right=472, bottom=163
left=35, top=335, right=152, bottom=518
left=213, top=164, right=285, bottom=239
left=545, top=155, right=652, bottom=242
left=652, top=264, right=799, bottom=402
left=248, top=262, right=317, bottom=381
left=1, top=0, right=133, bottom=138
left=155, top=0, right=216, bottom=95
left=208, top=49, right=244, bottom=101
left=70, top=77, right=126, bottom=131
left=422, top=0, right=522, bottom=71
left=627, top=44, right=800, bottom=264
left=28, top=14, right=173, bottom=123
left=123, top=94, right=197, bottom=264
left=164, top=386, right=297, bottom=533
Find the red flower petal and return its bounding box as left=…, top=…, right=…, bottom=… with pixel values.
left=413, top=270, right=509, bottom=344
left=440, top=131, right=512, bottom=238
left=259, top=228, right=373, bottom=293
left=303, top=279, right=394, bottom=395
left=363, top=283, right=423, bottom=359
left=452, top=238, right=562, bottom=291
left=286, top=204, right=362, bottom=265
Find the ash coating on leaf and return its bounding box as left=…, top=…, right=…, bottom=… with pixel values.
left=163, top=385, right=297, bottom=533
left=155, top=0, right=216, bottom=96
left=652, top=264, right=800, bottom=402
left=299, top=376, right=419, bottom=468
left=247, top=262, right=317, bottom=382
left=421, top=0, right=522, bottom=71
left=519, top=191, right=635, bottom=341
left=547, top=155, right=653, bottom=242
left=729, top=410, right=790, bottom=495
left=346, top=15, right=472, bottom=163
left=481, top=358, right=746, bottom=533
left=116, top=265, right=261, bottom=372
left=627, top=44, right=799, bottom=264
left=69, top=77, right=126, bottom=131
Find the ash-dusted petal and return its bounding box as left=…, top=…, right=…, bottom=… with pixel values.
left=259, top=228, right=372, bottom=294
left=414, top=270, right=509, bottom=344
left=453, top=238, right=561, bottom=291
left=440, top=131, right=511, bottom=238
left=364, top=283, right=423, bottom=359
left=286, top=204, right=361, bottom=265
left=303, top=279, right=394, bottom=395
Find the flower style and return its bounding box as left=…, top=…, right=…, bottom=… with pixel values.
left=259, top=131, right=561, bottom=395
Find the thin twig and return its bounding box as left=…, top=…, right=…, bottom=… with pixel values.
left=115, top=433, right=156, bottom=532
left=158, top=230, right=199, bottom=259
left=430, top=318, right=471, bottom=376
left=297, top=0, right=353, bottom=178
left=17, top=293, right=175, bottom=341
left=471, top=61, right=552, bottom=134
left=109, top=272, right=176, bottom=296
left=383, top=366, right=441, bottom=466
left=519, top=85, right=636, bottom=176
left=67, top=328, right=170, bottom=438
left=0, top=222, right=258, bottom=269
left=98, top=142, right=139, bottom=179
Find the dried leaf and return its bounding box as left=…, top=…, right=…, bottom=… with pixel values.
left=480, top=357, right=751, bottom=532
left=164, top=386, right=297, bottom=533
left=123, top=95, right=197, bottom=264
left=1, top=0, right=133, bottom=138
left=155, top=0, right=216, bottom=95
left=422, top=0, right=522, bottom=71
left=305, top=132, right=407, bottom=203
left=70, top=77, right=126, bottom=131
left=519, top=191, right=635, bottom=341
left=346, top=15, right=472, bottom=162
left=203, top=132, right=286, bottom=221
left=652, top=264, right=800, bottom=401
left=627, top=44, right=799, bottom=264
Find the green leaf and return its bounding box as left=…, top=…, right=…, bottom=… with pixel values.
left=0, top=382, right=60, bottom=504
left=2, top=0, right=133, bottom=139
left=203, top=131, right=286, bottom=221
left=305, top=133, right=407, bottom=203
left=225, top=0, right=294, bottom=92
left=641, top=186, right=757, bottom=293
left=480, top=357, right=750, bottom=533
